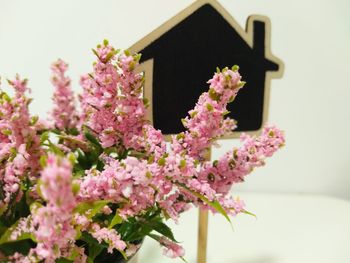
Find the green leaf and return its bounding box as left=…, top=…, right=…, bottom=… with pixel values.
left=0, top=218, right=34, bottom=245
left=67, top=127, right=79, bottom=136
left=40, top=131, right=50, bottom=144
left=39, top=155, right=47, bottom=168
left=29, top=116, right=39, bottom=126
left=76, top=148, right=90, bottom=170
left=80, top=232, right=108, bottom=248
left=48, top=140, right=64, bottom=156
left=92, top=48, right=99, bottom=58
left=0, top=204, right=8, bottom=217
left=146, top=221, right=178, bottom=243
left=0, top=239, right=34, bottom=256
left=121, top=216, right=177, bottom=243
left=119, top=248, right=128, bottom=260
left=84, top=131, right=103, bottom=153
left=242, top=209, right=257, bottom=219
left=147, top=233, right=160, bottom=241
left=58, top=135, right=88, bottom=150
left=74, top=200, right=110, bottom=219
left=0, top=222, right=7, bottom=237
left=66, top=246, right=81, bottom=261
left=56, top=258, right=73, bottom=263
left=118, top=222, right=136, bottom=240
left=13, top=193, right=31, bottom=220
left=122, top=223, right=152, bottom=242
left=103, top=146, right=118, bottom=155
left=178, top=184, right=232, bottom=225
left=209, top=200, right=232, bottom=225
left=88, top=243, right=104, bottom=260
left=109, top=213, right=123, bottom=229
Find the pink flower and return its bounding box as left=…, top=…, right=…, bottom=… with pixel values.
left=159, top=236, right=185, bottom=258
left=8, top=75, right=30, bottom=95
left=91, top=223, right=126, bottom=253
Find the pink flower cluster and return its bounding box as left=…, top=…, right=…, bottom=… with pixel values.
left=80, top=41, right=146, bottom=149
left=78, top=152, right=214, bottom=222
left=172, top=67, right=243, bottom=159
left=0, top=76, right=41, bottom=210
left=31, top=154, right=77, bottom=262
left=91, top=224, right=126, bottom=253
left=50, top=59, right=77, bottom=130
left=78, top=156, right=155, bottom=218
left=199, top=126, right=285, bottom=196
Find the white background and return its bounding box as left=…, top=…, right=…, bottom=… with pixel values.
left=0, top=0, right=349, bottom=199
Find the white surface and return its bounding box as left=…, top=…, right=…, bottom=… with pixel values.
left=0, top=0, right=350, bottom=199
left=138, top=192, right=350, bottom=263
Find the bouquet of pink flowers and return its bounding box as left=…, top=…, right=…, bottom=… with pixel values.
left=0, top=40, right=284, bottom=263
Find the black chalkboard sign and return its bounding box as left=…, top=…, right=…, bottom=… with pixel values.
left=130, top=0, right=283, bottom=137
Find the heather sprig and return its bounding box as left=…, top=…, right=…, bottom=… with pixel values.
left=50, top=59, right=78, bottom=131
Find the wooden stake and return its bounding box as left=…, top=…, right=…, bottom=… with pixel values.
left=197, top=148, right=211, bottom=263
left=197, top=209, right=209, bottom=263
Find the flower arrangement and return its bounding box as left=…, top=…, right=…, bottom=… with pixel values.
left=0, top=40, right=284, bottom=263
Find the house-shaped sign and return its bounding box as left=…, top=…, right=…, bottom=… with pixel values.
left=130, top=0, right=284, bottom=137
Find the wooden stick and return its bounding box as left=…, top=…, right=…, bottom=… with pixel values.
left=197, top=148, right=211, bottom=263
left=197, top=209, right=209, bottom=263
